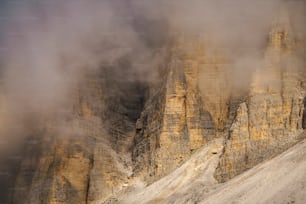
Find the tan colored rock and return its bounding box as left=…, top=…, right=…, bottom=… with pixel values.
left=8, top=4, right=306, bottom=203
left=198, top=51, right=231, bottom=131
left=215, top=10, right=306, bottom=182
left=215, top=103, right=250, bottom=181
left=132, top=38, right=230, bottom=182
left=10, top=68, right=135, bottom=203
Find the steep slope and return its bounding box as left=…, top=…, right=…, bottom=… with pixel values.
left=107, top=135, right=306, bottom=204
left=215, top=8, right=306, bottom=182
left=132, top=36, right=230, bottom=183
left=185, top=136, right=306, bottom=204
left=10, top=66, right=147, bottom=204
left=133, top=6, right=306, bottom=185
left=106, top=138, right=224, bottom=204
left=5, top=2, right=306, bottom=203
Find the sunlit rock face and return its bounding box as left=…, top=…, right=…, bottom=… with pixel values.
left=132, top=6, right=306, bottom=184
left=6, top=3, right=306, bottom=204
left=131, top=35, right=235, bottom=182
left=215, top=11, right=306, bottom=182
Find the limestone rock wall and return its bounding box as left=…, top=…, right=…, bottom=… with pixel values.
left=198, top=51, right=231, bottom=131
left=215, top=15, right=306, bottom=182
left=7, top=4, right=306, bottom=203
left=10, top=66, right=142, bottom=203
left=132, top=39, right=232, bottom=182
left=131, top=6, right=306, bottom=184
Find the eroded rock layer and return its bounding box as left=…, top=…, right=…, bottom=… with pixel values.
left=215, top=13, right=306, bottom=182
left=6, top=4, right=306, bottom=204
left=10, top=65, right=145, bottom=204
left=132, top=6, right=306, bottom=183
left=132, top=38, right=230, bottom=182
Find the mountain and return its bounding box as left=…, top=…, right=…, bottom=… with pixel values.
left=0, top=1, right=305, bottom=204
left=111, top=136, right=306, bottom=204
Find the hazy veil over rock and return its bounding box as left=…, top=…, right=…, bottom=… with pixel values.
left=0, top=0, right=305, bottom=203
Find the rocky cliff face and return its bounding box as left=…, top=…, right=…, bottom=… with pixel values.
left=9, top=65, right=145, bottom=203
left=132, top=7, right=306, bottom=184
left=132, top=37, right=233, bottom=182
left=5, top=4, right=306, bottom=204
left=215, top=12, right=306, bottom=182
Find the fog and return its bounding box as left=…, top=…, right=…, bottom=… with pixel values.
left=0, top=0, right=164, bottom=151
left=0, top=0, right=305, bottom=201
left=1, top=0, right=304, bottom=142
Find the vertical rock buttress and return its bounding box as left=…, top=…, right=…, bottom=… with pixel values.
left=215, top=11, right=306, bottom=182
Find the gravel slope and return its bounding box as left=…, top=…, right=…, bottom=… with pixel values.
left=108, top=138, right=306, bottom=204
